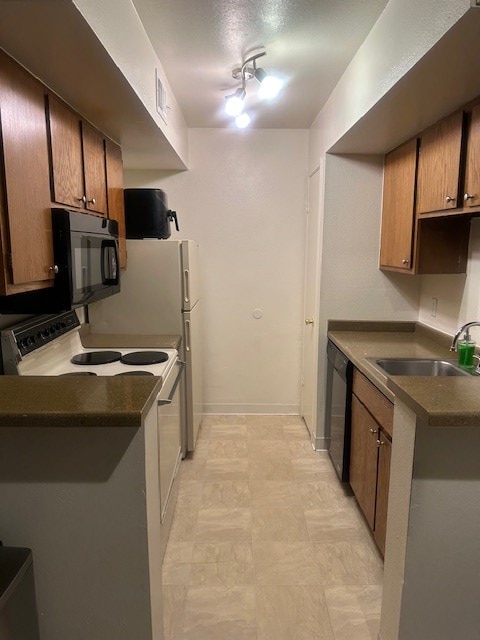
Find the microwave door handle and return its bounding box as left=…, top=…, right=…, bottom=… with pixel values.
left=101, top=240, right=119, bottom=285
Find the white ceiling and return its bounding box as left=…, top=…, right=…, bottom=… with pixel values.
left=131, top=0, right=388, bottom=129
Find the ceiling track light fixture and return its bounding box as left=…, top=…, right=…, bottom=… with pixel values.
left=224, top=50, right=283, bottom=128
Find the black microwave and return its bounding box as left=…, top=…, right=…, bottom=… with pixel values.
left=52, top=209, right=120, bottom=309
left=0, top=210, right=120, bottom=314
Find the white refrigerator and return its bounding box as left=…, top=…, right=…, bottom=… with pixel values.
left=88, top=239, right=203, bottom=451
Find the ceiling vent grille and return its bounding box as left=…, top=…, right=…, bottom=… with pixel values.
left=155, top=69, right=167, bottom=123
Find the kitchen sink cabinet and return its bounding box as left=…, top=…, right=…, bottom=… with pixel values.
left=0, top=50, right=55, bottom=295
left=374, top=429, right=391, bottom=556
left=349, top=368, right=393, bottom=556
left=105, top=139, right=127, bottom=269
left=47, top=95, right=108, bottom=216
left=350, top=395, right=378, bottom=529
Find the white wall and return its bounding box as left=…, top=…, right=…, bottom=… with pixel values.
left=125, top=128, right=308, bottom=414
left=313, top=154, right=420, bottom=447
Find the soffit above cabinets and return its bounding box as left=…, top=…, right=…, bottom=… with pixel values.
left=330, top=8, right=480, bottom=154
left=0, top=1, right=186, bottom=170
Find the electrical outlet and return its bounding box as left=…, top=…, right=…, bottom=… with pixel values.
left=431, top=297, right=438, bottom=317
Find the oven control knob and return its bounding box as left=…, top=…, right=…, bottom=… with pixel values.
left=42, top=330, right=49, bottom=338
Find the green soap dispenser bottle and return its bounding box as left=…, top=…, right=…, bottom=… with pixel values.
left=457, top=330, right=476, bottom=368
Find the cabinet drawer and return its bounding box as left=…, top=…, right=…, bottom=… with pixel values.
left=353, top=369, right=394, bottom=437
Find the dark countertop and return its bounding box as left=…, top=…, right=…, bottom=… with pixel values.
left=0, top=376, right=162, bottom=428
left=328, top=321, right=480, bottom=427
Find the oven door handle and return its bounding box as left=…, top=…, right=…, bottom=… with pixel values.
left=157, top=360, right=184, bottom=406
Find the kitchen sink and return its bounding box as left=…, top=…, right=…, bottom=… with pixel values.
left=368, top=357, right=473, bottom=377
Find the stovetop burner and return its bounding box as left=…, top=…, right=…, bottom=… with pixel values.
left=71, top=351, right=122, bottom=366
left=115, top=371, right=155, bottom=376
left=60, top=372, right=98, bottom=376
left=120, top=351, right=169, bottom=366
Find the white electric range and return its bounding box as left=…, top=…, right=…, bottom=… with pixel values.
left=1, top=310, right=178, bottom=379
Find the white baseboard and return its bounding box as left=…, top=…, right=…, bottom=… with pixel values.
left=314, top=435, right=329, bottom=451
left=202, top=403, right=300, bottom=415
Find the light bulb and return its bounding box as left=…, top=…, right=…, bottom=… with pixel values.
left=258, top=75, right=283, bottom=100
left=225, top=87, right=246, bottom=117
left=235, top=112, right=251, bottom=128
left=225, top=95, right=244, bottom=116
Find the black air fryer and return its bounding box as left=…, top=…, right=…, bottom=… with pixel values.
left=124, top=189, right=179, bottom=239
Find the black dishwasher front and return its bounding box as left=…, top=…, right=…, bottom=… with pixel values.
left=325, top=340, right=353, bottom=482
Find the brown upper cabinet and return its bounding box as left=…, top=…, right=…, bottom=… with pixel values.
left=380, top=137, right=470, bottom=274
left=47, top=95, right=108, bottom=216
left=0, top=50, right=127, bottom=303
left=379, top=138, right=417, bottom=271
left=105, top=139, right=127, bottom=269
left=464, top=104, right=480, bottom=209
left=0, top=51, right=55, bottom=295
left=416, top=111, right=464, bottom=215
left=379, top=98, right=480, bottom=274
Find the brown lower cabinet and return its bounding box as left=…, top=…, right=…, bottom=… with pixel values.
left=374, top=430, right=392, bottom=556
left=349, top=369, right=393, bottom=556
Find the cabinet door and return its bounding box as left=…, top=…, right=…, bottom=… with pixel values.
left=82, top=122, right=107, bottom=215
left=374, top=430, right=392, bottom=557
left=379, top=139, right=417, bottom=270
left=105, top=139, right=126, bottom=268
left=416, top=111, right=464, bottom=214
left=47, top=95, right=85, bottom=209
left=0, top=52, right=54, bottom=291
left=349, top=395, right=379, bottom=529
left=464, top=104, right=480, bottom=209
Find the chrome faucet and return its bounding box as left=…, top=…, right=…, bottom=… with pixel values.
left=450, top=321, right=480, bottom=351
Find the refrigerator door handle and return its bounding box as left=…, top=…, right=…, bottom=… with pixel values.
left=183, top=270, right=190, bottom=304
left=185, top=319, right=191, bottom=352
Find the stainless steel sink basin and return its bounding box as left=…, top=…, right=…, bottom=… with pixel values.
left=369, top=358, right=472, bottom=377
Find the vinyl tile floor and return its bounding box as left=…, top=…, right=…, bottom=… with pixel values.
left=162, top=415, right=383, bottom=640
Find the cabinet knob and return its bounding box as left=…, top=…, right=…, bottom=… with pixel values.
left=445, top=195, right=455, bottom=203
left=369, top=428, right=378, bottom=434
left=305, top=318, right=315, bottom=325
left=464, top=193, right=475, bottom=201
left=76, top=196, right=86, bottom=204
left=87, top=198, right=96, bottom=205
left=402, top=259, right=409, bottom=265
left=377, top=439, right=385, bottom=447
left=49, top=265, right=59, bottom=274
